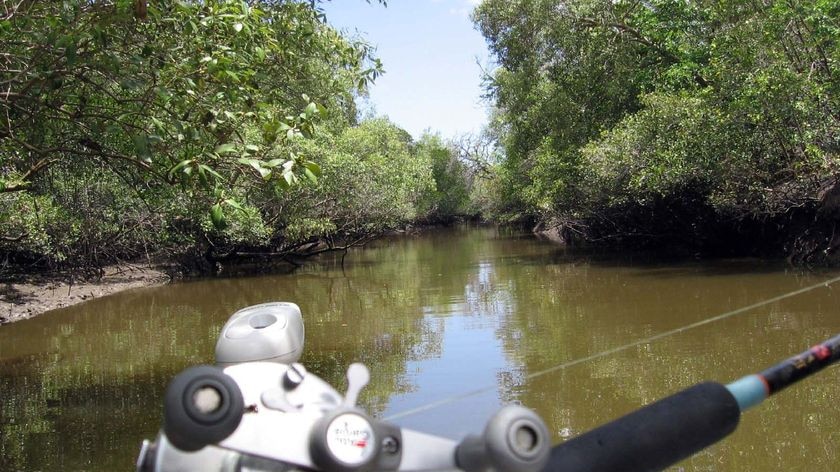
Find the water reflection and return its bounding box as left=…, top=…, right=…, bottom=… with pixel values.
left=1, top=225, right=839, bottom=470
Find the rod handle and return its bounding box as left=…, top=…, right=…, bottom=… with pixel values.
left=544, top=382, right=740, bottom=472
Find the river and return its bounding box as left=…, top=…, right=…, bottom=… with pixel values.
left=1, top=225, right=839, bottom=470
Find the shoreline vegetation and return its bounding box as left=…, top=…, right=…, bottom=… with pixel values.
left=2, top=0, right=839, bottom=325
left=0, top=223, right=467, bottom=325
left=473, top=0, right=839, bottom=265
left=1, top=2, right=478, bottom=301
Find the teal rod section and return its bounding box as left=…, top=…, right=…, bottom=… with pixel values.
left=726, top=375, right=768, bottom=411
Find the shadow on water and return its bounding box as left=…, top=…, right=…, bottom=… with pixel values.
left=516, top=243, right=810, bottom=278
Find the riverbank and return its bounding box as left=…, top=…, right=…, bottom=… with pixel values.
left=0, top=264, right=170, bottom=325
left=0, top=224, right=463, bottom=325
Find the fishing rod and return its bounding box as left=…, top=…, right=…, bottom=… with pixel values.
left=137, top=302, right=840, bottom=472
left=545, top=333, right=840, bottom=471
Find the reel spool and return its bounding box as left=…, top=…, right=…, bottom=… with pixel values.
left=215, top=302, right=305, bottom=366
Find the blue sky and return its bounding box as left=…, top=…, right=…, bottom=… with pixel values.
left=321, top=0, right=490, bottom=140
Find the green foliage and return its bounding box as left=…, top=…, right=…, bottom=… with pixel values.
left=415, top=134, right=471, bottom=221
left=0, top=0, right=430, bottom=271
left=0, top=193, right=77, bottom=262
left=270, top=119, right=436, bottom=243
left=0, top=0, right=475, bottom=273
left=475, top=0, right=840, bottom=249
left=580, top=93, right=723, bottom=206
left=1, top=0, right=375, bottom=197
left=474, top=0, right=650, bottom=221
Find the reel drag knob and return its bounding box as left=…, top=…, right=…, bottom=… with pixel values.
left=310, top=410, right=380, bottom=472
left=308, top=363, right=402, bottom=471
left=163, top=365, right=244, bottom=452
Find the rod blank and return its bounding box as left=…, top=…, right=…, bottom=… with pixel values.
left=546, top=333, right=840, bottom=471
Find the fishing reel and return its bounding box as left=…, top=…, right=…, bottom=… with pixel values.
left=136, top=302, right=551, bottom=472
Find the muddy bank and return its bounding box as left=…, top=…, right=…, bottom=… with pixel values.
left=0, top=265, right=170, bottom=325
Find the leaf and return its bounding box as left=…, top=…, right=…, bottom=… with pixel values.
left=198, top=164, right=224, bottom=181
left=224, top=198, right=244, bottom=211
left=210, top=204, right=227, bottom=229
left=151, top=117, right=166, bottom=132
left=215, top=143, right=237, bottom=155
left=299, top=123, right=313, bottom=139
left=304, top=168, right=318, bottom=184
left=240, top=158, right=271, bottom=180
left=155, top=87, right=171, bottom=102
left=304, top=161, right=322, bottom=177
left=168, top=159, right=194, bottom=177
left=245, top=159, right=261, bottom=173
left=197, top=163, right=208, bottom=187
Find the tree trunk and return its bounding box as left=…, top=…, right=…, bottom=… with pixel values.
left=135, top=0, right=147, bottom=20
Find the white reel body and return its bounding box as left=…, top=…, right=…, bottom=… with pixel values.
left=137, top=303, right=550, bottom=472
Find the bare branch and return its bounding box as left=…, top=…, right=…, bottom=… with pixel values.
left=1, top=232, right=26, bottom=242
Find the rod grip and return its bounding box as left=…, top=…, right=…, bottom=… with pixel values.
left=544, top=382, right=741, bottom=472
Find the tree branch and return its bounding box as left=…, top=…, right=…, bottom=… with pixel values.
left=1, top=232, right=27, bottom=242
left=577, top=17, right=677, bottom=61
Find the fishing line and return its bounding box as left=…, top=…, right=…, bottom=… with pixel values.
left=384, top=273, right=840, bottom=421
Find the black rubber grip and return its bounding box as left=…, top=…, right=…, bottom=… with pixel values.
left=543, top=382, right=741, bottom=472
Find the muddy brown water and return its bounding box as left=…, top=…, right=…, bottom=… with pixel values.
left=1, top=225, right=839, bottom=470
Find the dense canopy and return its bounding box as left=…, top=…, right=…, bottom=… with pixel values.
left=474, top=0, right=840, bottom=262
left=2, top=0, right=839, bottom=273
left=0, top=0, right=471, bottom=273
